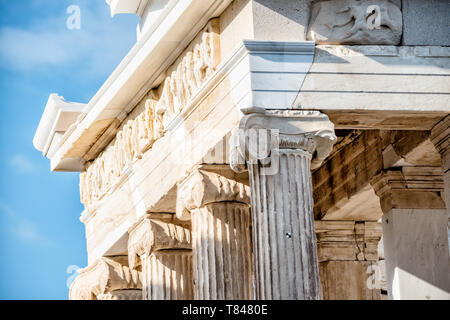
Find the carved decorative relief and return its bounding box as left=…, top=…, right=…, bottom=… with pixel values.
left=128, top=218, right=192, bottom=270
left=80, top=19, right=220, bottom=208
left=159, top=19, right=220, bottom=122
left=307, top=0, right=402, bottom=45
left=69, top=256, right=142, bottom=300
left=176, top=168, right=251, bottom=221
left=230, top=108, right=337, bottom=172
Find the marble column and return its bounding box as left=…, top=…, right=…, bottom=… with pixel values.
left=371, top=167, right=450, bottom=299
left=431, top=114, right=450, bottom=249
left=69, top=256, right=142, bottom=300
left=127, top=216, right=193, bottom=300
left=230, top=108, right=337, bottom=300
left=177, top=165, right=253, bottom=300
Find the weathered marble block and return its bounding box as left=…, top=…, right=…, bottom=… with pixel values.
left=402, top=0, right=450, bottom=46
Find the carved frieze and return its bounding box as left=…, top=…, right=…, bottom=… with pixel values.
left=307, top=0, right=402, bottom=45
left=80, top=19, right=220, bottom=209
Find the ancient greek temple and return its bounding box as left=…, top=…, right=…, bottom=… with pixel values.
left=33, top=0, right=449, bottom=300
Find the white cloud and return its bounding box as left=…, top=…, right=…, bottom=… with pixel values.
left=0, top=2, right=138, bottom=75
left=8, top=154, right=37, bottom=173
left=0, top=27, right=73, bottom=68
left=12, top=218, right=52, bottom=245
left=0, top=201, right=54, bottom=246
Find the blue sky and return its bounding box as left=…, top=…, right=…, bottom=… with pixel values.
left=0, top=1, right=139, bottom=299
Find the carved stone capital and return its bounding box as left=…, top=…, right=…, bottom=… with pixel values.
left=128, top=217, right=191, bottom=269
left=370, top=167, right=445, bottom=213
left=176, top=167, right=251, bottom=220
left=69, top=256, right=141, bottom=300
left=230, top=108, right=337, bottom=171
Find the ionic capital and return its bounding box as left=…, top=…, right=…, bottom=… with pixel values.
left=128, top=217, right=191, bottom=269
left=176, top=167, right=251, bottom=220
left=69, top=256, right=141, bottom=300
left=370, top=167, right=445, bottom=213
left=230, top=108, right=337, bottom=171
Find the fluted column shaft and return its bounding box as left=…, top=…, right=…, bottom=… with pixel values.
left=249, top=149, right=320, bottom=299
left=231, top=109, right=337, bottom=300
left=191, top=202, right=252, bottom=299
left=177, top=166, right=253, bottom=300
left=141, top=250, right=193, bottom=300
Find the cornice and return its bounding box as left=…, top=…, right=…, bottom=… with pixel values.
left=106, top=0, right=150, bottom=17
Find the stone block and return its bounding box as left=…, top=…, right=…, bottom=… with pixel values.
left=319, top=261, right=383, bottom=300
left=252, top=0, right=310, bottom=41
left=402, top=0, right=450, bottom=46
